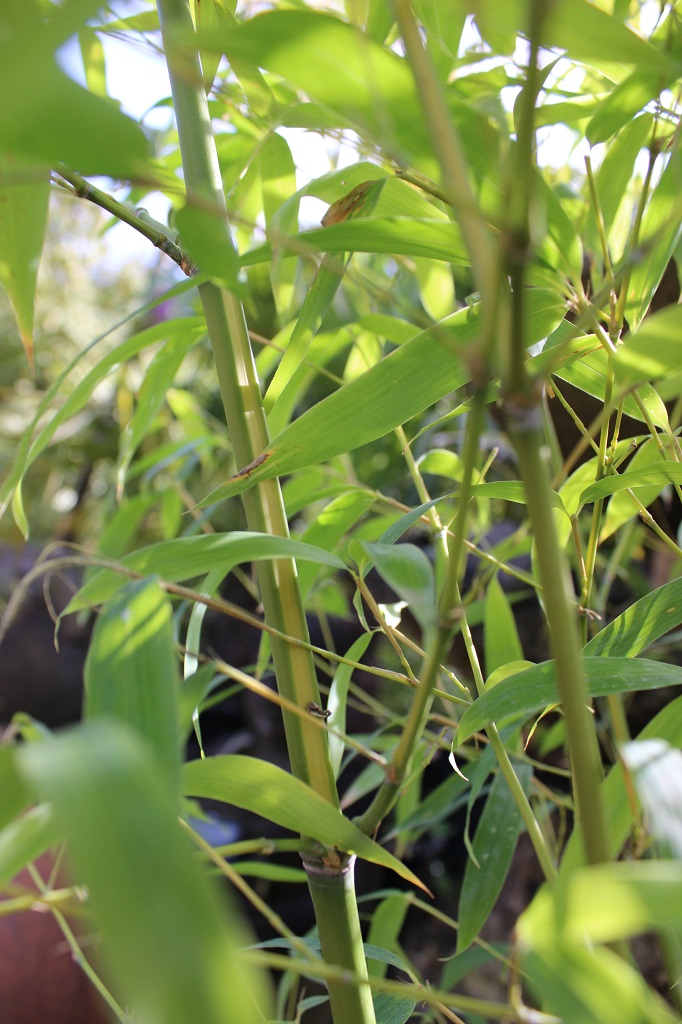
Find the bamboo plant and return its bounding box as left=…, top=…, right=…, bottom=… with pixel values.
left=1, top=2, right=682, bottom=1024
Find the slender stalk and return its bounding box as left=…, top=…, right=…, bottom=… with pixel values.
left=54, top=167, right=198, bottom=276
left=501, top=0, right=610, bottom=866
left=156, top=4, right=375, bottom=1020
left=156, top=0, right=335, bottom=803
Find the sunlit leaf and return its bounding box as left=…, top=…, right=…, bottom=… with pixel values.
left=182, top=755, right=426, bottom=889
left=66, top=532, right=348, bottom=611
left=457, top=658, right=682, bottom=743
left=0, top=154, right=49, bottom=367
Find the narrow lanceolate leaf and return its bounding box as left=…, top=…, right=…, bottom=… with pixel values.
left=0, top=804, right=56, bottom=887
left=463, top=0, right=675, bottom=71
left=0, top=153, right=49, bottom=367
left=243, top=218, right=468, bottom=269
left=457, top=762, right=532, bottom=953
left=84, top=579, right=180, bottom=798
left=17, top=722, right=268, bottom=1024
left=265, top=179, right=385, bottom=419
left=615, top=305, right=682, bottom=386
left=584, top=577, right=682, bottom=659
left=362, top=542, right=436, bottom=632
left=199, top=289, right=566, bottom=505
left=457, top=658, right=682, bottom=743
left=66, top=532, right=348, bottom=611
left=578, top=464, right=682, bottom=506
left=181, top=755, right=427, bottom=891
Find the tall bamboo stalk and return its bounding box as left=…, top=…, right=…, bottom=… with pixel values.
left=155, top=3, right=375, bottom=1020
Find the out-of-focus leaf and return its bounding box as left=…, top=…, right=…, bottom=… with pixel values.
left=194, top=12, right=433, bottom=170
left=562, top=695, right=682, bottom=872
left=17, top=722, right=268, bottom=1024
left=457, top=763, right=532, bottom=952
left=84, top=578, right=180, bottom=797
left=584, top=576, right=682, bottom=658
left=621, top=740, right=682, bottom=858
left=0, top=316, right=205, bottom=526
left=0, top=804, right=57, bottom=886
left=175, top=202, right=239, bottom=287
left=118, top=326, right=202, bottom=486
left=199, top=290, right=565, bottom=504
left=362, top=542, right=436, bottom=631
left=463, top=0, right=675, bottom=71
left=0, top=4, right=150, bottom=176
left=520, top=939, right=676, bottom=1024
left=0, top=747, right=31, bottom=831
left=182, top=755, right=427, bottom=889
left=521, top=860, right=682, bottom=945
left=0, top=154, right=49, bottom=367
left=457, top=658, right=682, bottom=743
left=587, top=72, right=671, bottom=144
left=66, top=532, right=348, bottom=611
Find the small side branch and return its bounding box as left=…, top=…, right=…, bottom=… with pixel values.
left=53, top=167, right=199, bottom=277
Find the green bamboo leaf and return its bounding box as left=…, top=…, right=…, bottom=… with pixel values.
left=16, top=722, right=268, bottom=1024
left=265, top=180, right=386, bottom=418
left=0, top=154, right=49, bottom=367
left=259, top=131, right=297, bottom=317
left=199, top=290, right=565, bottom=505
left=0, top=747, right=31, bottom=832
left=373, top=992, right=416, bottom=1024
left=0, top=4, right=150, bottom=176
left=587, top=72, right=671, bottom=144
left=463, top=0, right=675, bottom=71
left=484, top=575, right=524, bottom=676
left=118, top=327, right=202, bottom=486
left=599, top=440, right=670, bottom=541
left=584, top=577, right=682, bottom=659
left=65, top=532, right=348, bottom=612
left=590, top=114, right=653, bottom=246
left=175, top=202, right=239, bottom=287
left=243, top=218, right=468, bottom=268
left=625, top=147, right=682, bottom=331
left=520, top=937, right=676, bottom=1024
left=297, top=490, right=376, bottom=599
left=615, top=305, right=682, bottom=386
left=579, top=464, right=682, bottom=507
left=457, top=763, right=532, bottom=953
left=84, top=579, right=180, bottom=798
left=457, top=658, right=682, bottom=743
left=522, top=860, right=682, bottom=946
left=554, top=346, right=670, bottom=429
left=181, top=755, right=427, bottom=890
left=194, top=12, right=433, bottom=169
left=0, top=804, right=57, bottom=887
left=367, top=894, right=409, bottom=979
left=362, top=542, right=436, bottom=632
left=328, top=633, right=374, bottom=779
